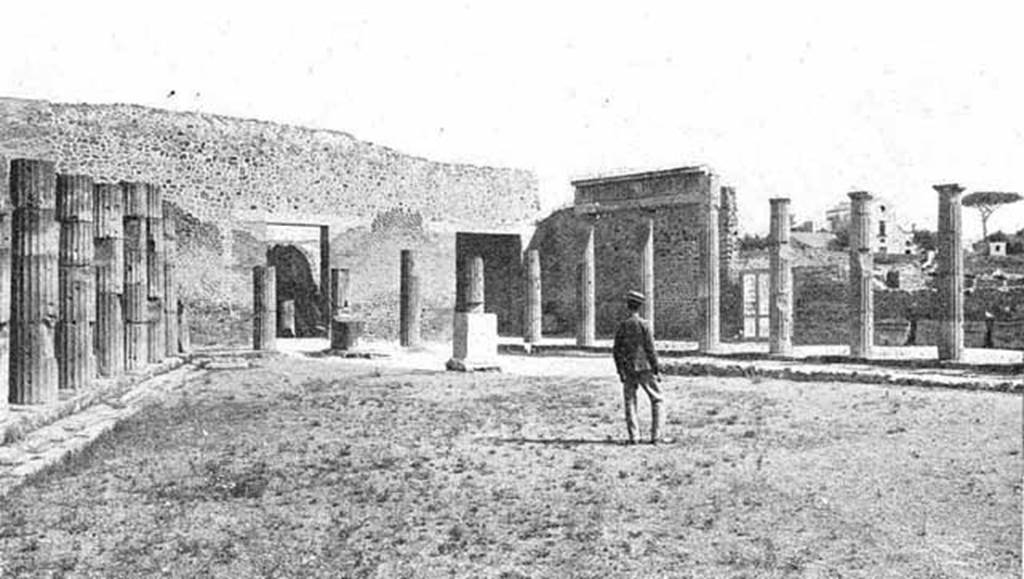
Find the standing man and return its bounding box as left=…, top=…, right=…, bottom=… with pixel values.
left=613, top=290, right=668, bottom=445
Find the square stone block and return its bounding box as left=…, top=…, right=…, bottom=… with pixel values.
left=331, top=318, right=364, bottom=351
left=449, top=312, right=499, bottom=371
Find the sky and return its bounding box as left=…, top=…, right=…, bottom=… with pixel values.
left=2, top=0, right=1022, bottom=239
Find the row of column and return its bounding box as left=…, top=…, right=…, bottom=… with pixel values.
left=768, top=186, right=966, bottom=361
left=252, top=250, right=423, bottom=351
left=2, top=157, right=186, bottom=409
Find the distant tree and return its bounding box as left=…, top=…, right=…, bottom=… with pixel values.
left=962, top=191, right=1022, bottom=241
left=827, top=228, right=850, bottom=251
left=912, top=229, right=936, bottom=252
left=738, top=234, right=770, bottom=251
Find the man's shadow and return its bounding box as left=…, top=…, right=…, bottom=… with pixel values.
left=487, top=437, right=625, bottom=446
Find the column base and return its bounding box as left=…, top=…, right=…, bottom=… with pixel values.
left=449, top=312, right=500, bottom=372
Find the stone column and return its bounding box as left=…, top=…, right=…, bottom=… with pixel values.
left=524, top=249, right=542, bottom=343
left=56, top=174, right=96, bottom=390
left=9, top=159, right=59, bottom=404
left=331, top=268, right=351, bottom=317
left=253, top=265, right=277, bottom=351
left=577, top=221, right=595, bottom=347
left=163, top=212, right=179, bottom=356
left=0, top=156, right=10, bottom=408
left=641, top=215, right=655, bottom=332
left=699, top=178, right=721, bottom=353
left=465, top=255, right=484, bottom=313
left=769, top=198, right=793, bottom=355
left=848, top=191, right=874, bottom=359
left=399, top=249, right=421, bottom=347
left=145, top=184, right=165, bottom=363
left=319, top=225, right=331, bottom=334
left=178, top=300, right=191, bottom=353
left=935, top=183, right=965, bottom=361
left=94, top=183, right=125, bottom=377
left=122, top=181, right=149, bottom=370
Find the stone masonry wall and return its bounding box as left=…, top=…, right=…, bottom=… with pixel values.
left=0, top=97, right=541, bottom=343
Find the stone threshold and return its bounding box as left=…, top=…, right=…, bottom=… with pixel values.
left=1, top=358, right=186, bottom=445
left=501, top=344, right=1023, bottom=393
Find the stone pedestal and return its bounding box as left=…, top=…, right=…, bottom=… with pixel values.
left=446, top=312, right=500, bottom=371
left=330, top=318, right=365, bottom=351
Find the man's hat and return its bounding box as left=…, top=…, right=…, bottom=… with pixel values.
left=625, top=290, right=645, bottom=304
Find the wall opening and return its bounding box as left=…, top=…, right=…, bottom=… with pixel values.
left=267, top=244, right=325, bottom=337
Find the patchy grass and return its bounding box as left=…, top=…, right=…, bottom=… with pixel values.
left=0, top=357, right=1020, bottom=578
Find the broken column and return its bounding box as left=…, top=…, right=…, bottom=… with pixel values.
left=163, top=212, right=179, bottom=356
left=524, top=249, right=542, bottom=343
left=278, top=300, right=296, bottom=337
left=145, top=184, right=165, bottom=362
left=330, top=268, right=364, bottom=350
left=935, top=183, right=965, bottom=361
left=848, top=191, right=874, bottom=359
left=0, top=156, right=10, bottom=408
left=699, top=180, right=722, bottom=353
left=252, top=265, right=277, bottom=351
left=577, top=220, right=595, bottom=347
left=122, top=181, right=149, bottom=370
left=9, top=159, right=59, bottom=404
left=447, top=255, right=499, bottom=371
left=399, top=249, right=421, bottom=347
left=178, top=300, right=191, bottom=353
left=640, top=215, right=655, bottom=332
left=56, top=174, right=96, bottom=390
left=94, top=183, right=125, bottom=377
left=768, top=198, right=793, bottom=356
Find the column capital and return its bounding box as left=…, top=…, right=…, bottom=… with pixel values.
left=848, top=191, right=873, bottom=202
left=933, top=183, right=965, bottom=196
left=769, top=197, right=791, bottom=206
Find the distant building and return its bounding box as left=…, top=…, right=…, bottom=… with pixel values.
left=973, top=240, right=1007, bottom=257
left=824, top=197, right=917, bottom=255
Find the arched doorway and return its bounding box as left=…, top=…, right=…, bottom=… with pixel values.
left=267, top=244, right=325, bottom=337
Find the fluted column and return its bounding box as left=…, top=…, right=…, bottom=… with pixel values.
left=400, top=249, right=420, bottom=347
left=848, top=191, right=874, bottom=359
left=0, top=156, right=10, bottom=408
left=94, top=183, right=125, bottom=377
left=56, top=174, right=95, bottom=390
left=577, top=221, right=595, bottom=347
left=332, top=268, right=351, bottom=317
left=524, top=249, right=542, bottom=343
left=253, top=265, right=277, bottom=351
left=9, top=159, right=59, bottom=404
left=122, top=181, right=148, bottom=370
left=640, top=215, right=655, bottom=333
left=465, top=255, right=485, bottom=313
left=769, top=198, right=793, bottom=355
left=163, top=211, right=179, bottom=356
left=935, top=183, right=965, bottom=361
left=145, top=184, right=164, bottom=362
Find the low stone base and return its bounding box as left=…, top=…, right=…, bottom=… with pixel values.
left=448, top=312, right=500, bottom=372
left=324, top=349, right=389, bottom=359
left=330, top=318, right=365, bottom=351
left=445, top=358, right=502, bottom=372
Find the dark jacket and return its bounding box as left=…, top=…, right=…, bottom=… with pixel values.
left=613, top=313, right=660, bottom=381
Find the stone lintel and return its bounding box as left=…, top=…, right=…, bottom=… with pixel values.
left=573, top=191, right=707, bottom=215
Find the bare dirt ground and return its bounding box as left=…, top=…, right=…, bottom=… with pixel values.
left=0, top=353, right=1020, bottom=578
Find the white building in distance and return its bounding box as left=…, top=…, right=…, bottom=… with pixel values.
left=825, top=197, right=917, bottom=255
